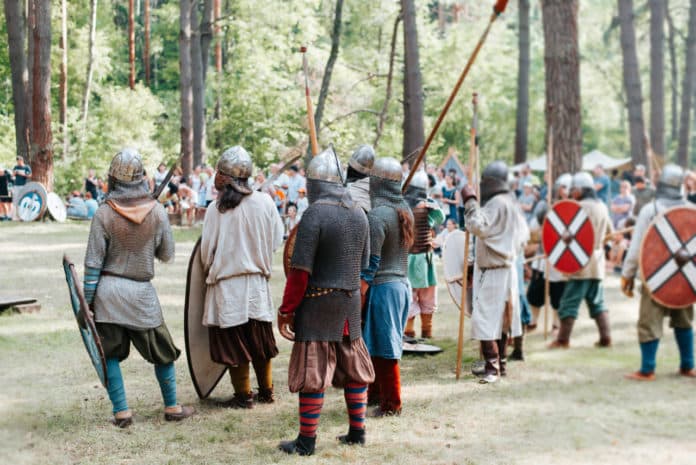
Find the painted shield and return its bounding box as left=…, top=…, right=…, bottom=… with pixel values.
left=542, top=199, right=595, bottom=274
left=184, top=238, right=227, bottom=399
left=441, top=229, right=473, bottom=317
left=17, top=182, right=48, bottom=222
left=47, top=192, right=67, bottom=222
left=283, top=225, right=298, bottom=276
left=402, top=341, right=443, bottom=354
left=639, top=205, right=696, bottom=309
left=62, top=255, right=108, bottom=388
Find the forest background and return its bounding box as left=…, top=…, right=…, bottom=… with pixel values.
left=1, top=0, right=695, bottom=195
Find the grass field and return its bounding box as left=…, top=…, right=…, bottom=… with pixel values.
left=1, top=221, right=695, bottom=465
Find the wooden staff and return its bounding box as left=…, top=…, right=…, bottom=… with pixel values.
left=456, top=93, right=479, bottom=380
left=402, top=0, right=509, bottom=192
left=300, top=46, right=320, bottom=157
left=543, top=114, right=554, bottom=341
left=604, top=226, right=634, bottom=242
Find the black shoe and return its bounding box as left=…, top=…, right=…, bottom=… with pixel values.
left=337, top=428, right=365, bottom=445
left=509, top=349, right=524, bottom=361
left=278, top=434, right=316, bottom=456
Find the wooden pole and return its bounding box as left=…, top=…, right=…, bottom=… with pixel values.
left=456, top=93, right=478, bottom=380
left=402, top=0, right=509, bottom=192
left=544, top=116, right=554, bottom=340
left=144, top=0, right=151, bottom=86
left=128, top=0, right=135, bottom=89
left=300, top=46, right=320, bottom=156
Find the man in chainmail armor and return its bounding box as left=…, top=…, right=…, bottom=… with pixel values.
left=622, top=164, right=696, bottom=381
left=277, top=146, right=374, bottom=456
left=345, top=144, right=375, bottom=212
left=461, top=161, right=529, bottom=384
left=361, top=157, right=414, bottom=415
left=83, top=148, right=194, bottom=427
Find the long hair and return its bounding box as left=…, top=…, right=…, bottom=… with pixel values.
left=217, top=185, right=250, bottom=213
left=397, top=208, right=414, bottom=249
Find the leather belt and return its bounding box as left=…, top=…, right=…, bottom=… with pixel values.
left=304, top=287, right=353, bottom=298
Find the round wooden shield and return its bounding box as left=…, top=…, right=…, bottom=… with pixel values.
left=403, top=341, right=443, bottom=354
left=639, top=205, right=696, bottom=309
left=184, top=238, right=227, bottom=399
left=283, top=225, right=298, bottom=276
left=542, top=199, right=595, bottom=274
left=62, top=255, right=108, bottom=388
left=16, top=182, right=47, bottom=222
left=47, top=192, right=67, bottom=222
left=442, top=229, right=472, bottom=317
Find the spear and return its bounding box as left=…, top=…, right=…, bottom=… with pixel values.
left=456, top=93, right=478, bottom=380
left=300, top=46, right=320, bottom=157
left=402, top=0, right=509, bottom=192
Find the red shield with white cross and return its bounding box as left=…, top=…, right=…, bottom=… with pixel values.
left=639, top=205, right=696, bottom=309
left=542, top=200, right=596, bottom=274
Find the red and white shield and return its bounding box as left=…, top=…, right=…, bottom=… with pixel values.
left=542, top=200, right=596, bottom=274
left=639, top=205, right=696, bottom=309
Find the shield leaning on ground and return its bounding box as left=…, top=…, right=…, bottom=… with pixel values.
left=639, top=205, right=696, bottom=309
left=47, top=192, right=67, bottom=222
left=402, top=341, right=443, bottom=355
left=62, top=255, right=108, bottom=388
left=542, top=199, right=595, bottom=274
left=441, top=229, right=472, bottom=317
left=283, top=225, right=299, bottom=277
left=17, top=182, right=48, bottom=222
left=184, top=238, right=227, bottom=399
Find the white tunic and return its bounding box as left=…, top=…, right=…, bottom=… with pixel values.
left=465, top=194, right=528, bottom=340
left=347, top=178, right=371, bottom=212
left=200, top=192, right=284, bottom=328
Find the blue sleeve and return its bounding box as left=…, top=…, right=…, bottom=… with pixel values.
left=360, top=254, right=381, bottom=284
left=83, top=266, right=101, bottom=305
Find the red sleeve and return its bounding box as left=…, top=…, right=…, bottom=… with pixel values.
left=279, top=269, right=309, bottom=314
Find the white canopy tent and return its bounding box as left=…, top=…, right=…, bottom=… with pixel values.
left=513, top=149, right=632, bottom=173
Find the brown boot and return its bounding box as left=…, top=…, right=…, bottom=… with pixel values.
left=594, top=312, right=612, bottom=347
left=254, top=385, right=275, bottom=404
left=420, top=313, right=433, bottom=339
left=479, top=341, right=500, bottom=384
left=548, top=317, right=575, bottom=349
left=404, top=317, right=416, bottom=338
left=509, top=336, right=524, bottom=361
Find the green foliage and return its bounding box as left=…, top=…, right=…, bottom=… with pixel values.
left=1, top=0, right=696, bottom=190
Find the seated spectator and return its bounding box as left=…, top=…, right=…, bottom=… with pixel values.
left=84, top=192, right=99, bottom=219
left=159, top=183, right=179, bottom=214
left=607, top=217, right=635, bottom=273
left=519, top=181, right=537, bottom=223
left=66, top=191, right=89, bottom=219
left=610, top=180, right=635, bottom=228
left=177, top=177, right=198, bottom=227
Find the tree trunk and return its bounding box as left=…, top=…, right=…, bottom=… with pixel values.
left=80, top=0, right=97, bottom=154
left=59, top=0, right=68, bottom=158
left=649, top=0, right=665, bottom=157
left=374, top=13, right=402, bottom=148
left=666, top=0, right=679, bottom=144
left=191, top=2, right=206, bottom=167
left=401, top=0, right=425, bottom=162
left=618, top=0, right=648, bottom=167
left=514, top=0, right=530, bottom=164
left=144, top=0, right=150, bottom=86
left=128, top=0, right=135, bottom=89
left=314, top=0, right=343, bottom=134
left=200, top=0, right=214, bottom=84
left=214, top=0, right=221, bottom=119
left=541, top=0, right=582, bottom=175
left=677, top=0, right=696, bottom=168
left=180, top=0, right=193, bottom=176
left=28, top=0, right=53, bottom=190
left=3, top=0, right=30, bottom=159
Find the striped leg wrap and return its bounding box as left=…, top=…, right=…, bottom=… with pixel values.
left=299, top=391, right=324, bottom=438
left=344, top=383, right=367, bottom=430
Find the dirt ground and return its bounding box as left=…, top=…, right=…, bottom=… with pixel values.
left=1, top=222, right=695, bottom=465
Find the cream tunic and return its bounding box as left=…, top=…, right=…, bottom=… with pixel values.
left=200, top=192, right=284, bottom=328
left=465, top=194, right=529, bottom=340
